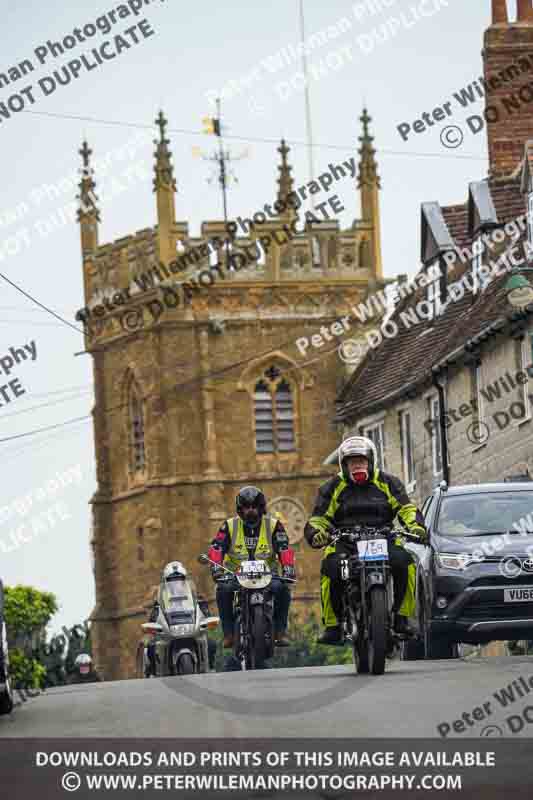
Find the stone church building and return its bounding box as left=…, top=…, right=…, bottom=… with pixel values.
left=76, top=110, right=392, bottom=679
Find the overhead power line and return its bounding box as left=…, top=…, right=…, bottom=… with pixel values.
left=23, top=109, right=487, bottom=162
left=0, top=271, right=84, bottom=335
left=0, top=414, right=91, bottom=444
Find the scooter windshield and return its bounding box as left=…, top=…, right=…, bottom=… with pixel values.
left=161, top=578, right=196, bottom=624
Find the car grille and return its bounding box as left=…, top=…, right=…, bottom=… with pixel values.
left=469, top=575, right=533, bottom=587
left=463, top=603, right=533, bottom=621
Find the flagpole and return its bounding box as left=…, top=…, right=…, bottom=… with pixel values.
left=298, top=0, right=316, bottom=211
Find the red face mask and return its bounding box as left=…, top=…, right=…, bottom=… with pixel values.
left=351, top=468, right=369, bottom=485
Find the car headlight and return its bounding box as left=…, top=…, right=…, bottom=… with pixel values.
left=436, top=552, right=477, bottom=570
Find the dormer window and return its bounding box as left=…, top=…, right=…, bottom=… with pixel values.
left=425, top=256, right=447, bottom=321
left=467, top=182, right=498, bottom=295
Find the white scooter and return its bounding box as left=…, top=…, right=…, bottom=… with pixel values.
left=137, top=562, right=219, bottom=677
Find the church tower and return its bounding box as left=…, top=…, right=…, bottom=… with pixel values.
left=79, top=110, right=392, bottom=679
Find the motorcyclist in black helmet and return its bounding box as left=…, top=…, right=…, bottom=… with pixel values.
left=207, top=486, right=296, bottom=649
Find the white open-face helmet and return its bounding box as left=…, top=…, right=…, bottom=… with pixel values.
left=338, top=435, right=377, bottom=483
left=163, top=561, right=187, bottom=582
left=75, top=653, right=92, bottom=674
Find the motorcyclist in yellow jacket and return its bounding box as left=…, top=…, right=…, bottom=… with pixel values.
left=304, top=436, right=427, bottom=645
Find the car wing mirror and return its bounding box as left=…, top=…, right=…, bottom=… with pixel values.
left=141, top=622, right=163, bottom=634
left=200, top=616, right=219, bottom=630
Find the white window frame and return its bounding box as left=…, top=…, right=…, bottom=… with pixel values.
left=426, top=279, right=437, bottom=322
left=425, top=256, right=449, bottom=321
left=528, top=192, right=533, bottom=247
left=427, top=394, right=443, bottom=477
left=519, top=333, right=533, bottom=422
left=471, top=235, right=483, bottom=296
left=399, top=408, right=416, bottom=493
left=364, top=421, right=386, bottom=471
left=473, top=362, right=485, bottom=426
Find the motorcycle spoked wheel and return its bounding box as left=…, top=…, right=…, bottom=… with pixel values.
left=367, top=587, right=388, bottom=676
left=233, top=615, right=245, bottom=671
left=246, top=605, right=267, bottom=670
left=350, top=605, right=369, bottom=675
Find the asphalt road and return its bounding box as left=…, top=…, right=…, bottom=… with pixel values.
left=3, top=655, right=533, bottom=739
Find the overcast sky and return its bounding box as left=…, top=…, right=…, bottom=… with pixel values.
left=0, top=0, right=498, bottom=637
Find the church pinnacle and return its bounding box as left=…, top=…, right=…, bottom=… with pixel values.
left=358, top=108, right=380, bottom=190
left=276, top=138, right=295, bottom=212
left=77, top=139, right=100, bottom=254
left=357, top=108, right=383, bottom=281
left=153, top=110, right=177, bottom=192
left=153, top=110, right=177, bottom=264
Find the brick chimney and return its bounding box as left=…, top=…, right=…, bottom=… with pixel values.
left=484, top=0, right=533, bottom=179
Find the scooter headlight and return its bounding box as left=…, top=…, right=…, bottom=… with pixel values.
left=171, top=624, right=193, bottom=635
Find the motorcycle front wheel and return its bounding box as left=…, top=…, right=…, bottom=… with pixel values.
left=247, top=605, right=266, bottom=670
left=350, top=605, right=369, bottom=675
left=368, top=587, right=387, bottom=675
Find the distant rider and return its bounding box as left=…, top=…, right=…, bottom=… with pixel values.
left=304, top=436, right=427, bottom=645
left=207, top=486, right=296, bottom=649
left=67, top=653, right=101, bottom=684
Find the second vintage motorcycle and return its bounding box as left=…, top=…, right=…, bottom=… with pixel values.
left=198, top=553, right=295, bottom=670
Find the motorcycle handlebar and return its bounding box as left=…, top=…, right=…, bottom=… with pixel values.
left=328, top=527, right=427, bottom=546
left=200, top=554, right=297, bottom=584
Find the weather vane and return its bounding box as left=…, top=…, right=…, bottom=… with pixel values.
left=193, top=98, right=249, bottom=244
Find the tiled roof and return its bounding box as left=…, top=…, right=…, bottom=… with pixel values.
left=336, top=176, right=528, bottom=422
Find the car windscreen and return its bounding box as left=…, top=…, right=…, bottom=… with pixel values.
left=436, top=492, right=533, bottom=536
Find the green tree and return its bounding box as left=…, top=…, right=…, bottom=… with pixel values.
left=271, top=613, right=353, bottom=669
left=4, top=585, right=59, bottom=689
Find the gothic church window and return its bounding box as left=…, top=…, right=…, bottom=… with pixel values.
left=253, top=368, right=296, bottom=453
left=130, top=386, right=146, bottom=473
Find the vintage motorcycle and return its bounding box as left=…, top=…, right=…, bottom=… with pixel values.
left=137, top=566, right=219, bottom=677
left=199, top=554, right=295, bottom=670
left=327, top=525, right=420, bottom=676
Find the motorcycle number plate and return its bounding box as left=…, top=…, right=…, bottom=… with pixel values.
left=242, top=560, right=265, bottom=574
left=357, top=538, right=388, bottom=561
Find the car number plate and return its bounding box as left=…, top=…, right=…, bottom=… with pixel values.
left=241, top=560, right=265, bottom=574
left=357, top=539, right=388, bottom=561
left=504, top=588, right=533, bottom=602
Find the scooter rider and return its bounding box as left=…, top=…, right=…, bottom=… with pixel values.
left=207, top=486, right=296, bottom=649
left=304, top=436, right=427, bottom=645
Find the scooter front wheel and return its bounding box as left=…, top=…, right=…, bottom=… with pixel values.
left=176, top=653, right=195, bottom=675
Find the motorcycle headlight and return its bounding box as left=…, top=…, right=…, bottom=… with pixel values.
left=436, top=552, right=477, bottom=571
left=171, top=624, right=193, bottom=635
